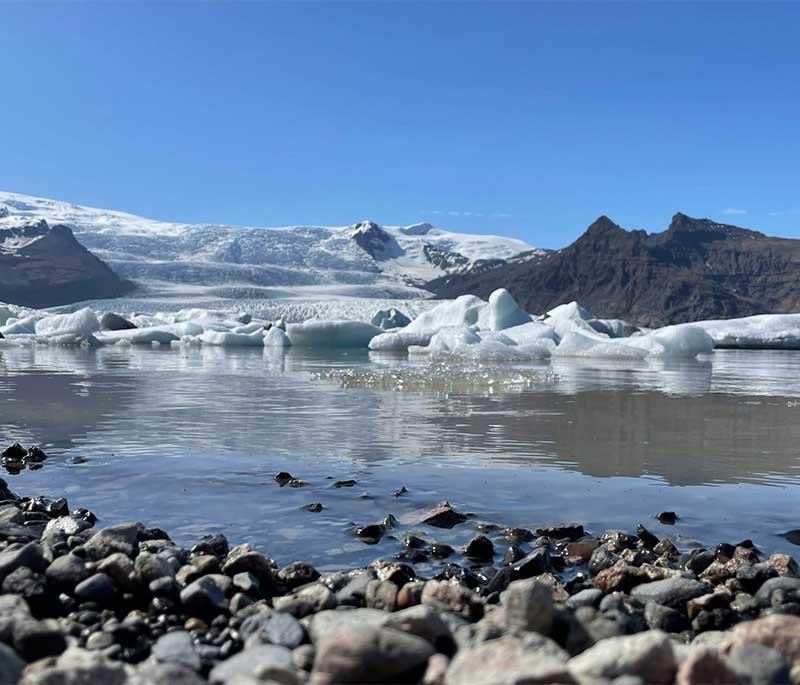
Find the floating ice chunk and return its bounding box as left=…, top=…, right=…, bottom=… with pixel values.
left=35, top=308, right=100, bottom=339
left=0, top=303, right=32, bottom=327
left=408, top=325, right=554, bottom=361
left=232, top=322, right=266, bottom=335
left=693, top=313, right=800, bottom=349
left=543, top=301, right=603, bottom=340
left=478, top=288, right=533, bottom=331
left=368, top=330, right=435, bottom=351
left=96, top=326, right=180, bottom=346
left=200, top=329, right=265, bottom=347
left=286, top=320, right=381, bottom=348
left=264, top=326, right=290, bottom=347
left=500, top=321, right=559, bottom=346
left=174, top=322, right=205, bottom=337
left=0, top=314, right=43, bottom=336
left=629, top=324, right=714, bottom=358
left=554, top=332, right=649, bottom=359
left=404, top=295, right=486, bottom=334
left=371, top=308, right=412, bottom=330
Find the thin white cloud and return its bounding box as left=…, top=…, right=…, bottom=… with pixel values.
left=723, top=208, right=747, bottom=216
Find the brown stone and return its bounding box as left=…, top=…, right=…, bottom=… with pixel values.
left=687, top=590, right=732, bottom=620
left=676, top=647, right=738, bottom=685
left=594, top=562, right=648, bottom=593
left=767, top=553, right=799, bottom=577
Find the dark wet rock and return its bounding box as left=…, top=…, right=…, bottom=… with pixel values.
left=588, top=546, right=619, bottom=576
left=430, top=543, right=455, bottom=559
left=332, top=479, right=358, bottom=488
left=302, top=503, right=324, bottom=513
left=13, top=618, right=67, bottom=661
left=84, top=522, right=140, bottom=560
left=504, top=527, right=535, bottom=543
left=241, top=610, right=306, bottom=649
left=685, top=549, right=715, bottom=576
left=657, top=511, right=678, bottom=525
left=636, top=524, right=659, bottom=549
left=99, top=312, right=137, bottom=331
left=393, top=486, right=409, bottom=497
left=277, top=561, right=319, bottom=591
left=0, top=643, right=24, bottom=684
left=222, top=544, right=275, bottom=594
left=180, top=575, right=229, bottom=619
left=502, top=578, right=554, bottom=635
left=370, top=559, right=416, bottom=586
left=23, top=447, right=48, bottom=464
left=312, top=625, right=434, bottom=685
left=631, top=577, right=710, bottom=610
left=644, top=602, right=690, bottom=633
left=464, top=535, right=494, bottom=563
left=568, top=629, right=676, bottom=682
left=75, top=572, right=117, bottom=605
left=190, top=533, right=229, bottom=558
left=1, top=443, right=26, bottom=463
left=502, top=544, right=526, bottom=565
left=208, top=644, right=295, bottom=684
left=781, top=530, right=800, bottom=545
left=727, top=642, right=791, bottom=685
left=274, top=471, right=295, bottom=486
left=355, top=524, right=384, bottom=544
left=152, top=630, right=201, bottom=672
left=415, top=501, right=468, bottom=529
left=536, top=523, right=584, bottom=541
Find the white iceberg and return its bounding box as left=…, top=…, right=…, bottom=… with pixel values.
left=200, top=329, right=265, bottom=347
left=694, top=313, right=800, bottom=349
left=264, top=326, right=291, bottom=347
left=34, top=308, right=100, bottom=340
left=286, top=320, right=381, bottom=348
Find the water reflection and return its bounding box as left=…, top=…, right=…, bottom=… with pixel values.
left=0, top=344, right=799, bottom=564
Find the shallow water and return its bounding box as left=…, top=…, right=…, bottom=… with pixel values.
left=1, top=344, right=800, bottom=570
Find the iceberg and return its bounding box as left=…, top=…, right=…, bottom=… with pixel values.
left=286, top=320, right=381, bottom=348
left=96, top=327, right=181, bottom=346
left=34, top=308, right=100, bottom=339
left=694, top=313, right=800, bottom=350
left=264, top=326, right=291, bottom=347
left=199, top=329, right=265, bottom=347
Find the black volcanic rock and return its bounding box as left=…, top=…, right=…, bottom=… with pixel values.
left=429, top=213, right=800, bottom=327
left=0, top=220, right=133, bottom=307
left=350, top=220, right=404, bottom=261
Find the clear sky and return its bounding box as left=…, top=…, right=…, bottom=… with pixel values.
left=2, top=2, right=798, bottom=248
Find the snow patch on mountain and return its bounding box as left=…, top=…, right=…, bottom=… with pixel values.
left=0, top=191, right=539, bottom=299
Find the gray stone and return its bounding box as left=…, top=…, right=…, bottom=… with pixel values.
left=274, top=583, right=336, bottom=619
left=152, top=631, right=201, bottom=672
left=232, top=571, right=260, bottom=596
left=46, top=553, right=88, bottom=591
left=754, top=577, right=800, bottom=607
left=565, top=588, right=603, bottom=609
left=312, top=625, right=434, bottom=684
left=130, top=662, right=205, bottom=685
left=728, top=643, right=791, bottom=685
left=383, top=605, right=454, bottom=653
left=180, top=574, right=229, bottom=619
left=502, top=578, right=554, bottom=635
left=644, top=602, right=690, bottom=633
left=446, top=635, right=572, bottom=685
left=18, top=646, right=131, bottom=685
left=43, top=516, right=90, bottom=537
left=307, top=608, right=389, bottom=644
left=84, top=523, right=140, bottom=560
left=0, top=643, right=24, bottom=685
left=97, top=553, right=135, bottom=591
left=568, top=630, right=676, bottom=682
left=630, top=577, right=710, bottom=610
left=208, top=644, right=296, bottom=684
left=221, top=544, right=275, bottom=591
left=0, top=543, right=47, bottom=583
left=134, top=551, right=174, bottom=586
left=75, top=573, right=117, bottom=605
left=13, top=618, right=67, bottom=661
left=242, top=611, right=306, bottom=649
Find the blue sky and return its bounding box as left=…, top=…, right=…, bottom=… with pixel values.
left=2, top=2, right=799, bottom=248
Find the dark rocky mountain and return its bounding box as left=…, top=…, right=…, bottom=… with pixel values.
left=0, top=220, right=133, bottom=307
left=428, top=213, right=800, bottom=327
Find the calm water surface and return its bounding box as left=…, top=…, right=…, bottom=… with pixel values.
left=1, top=344, right=799, bottom=570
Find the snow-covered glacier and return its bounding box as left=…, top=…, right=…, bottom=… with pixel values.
left=0, top=191, right=539, bottom=300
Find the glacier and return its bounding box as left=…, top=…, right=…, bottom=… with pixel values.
left=0, top=191, right=540, bottom=303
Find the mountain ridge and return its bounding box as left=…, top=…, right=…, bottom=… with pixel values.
left=428, top=213, right=800, bottom=327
